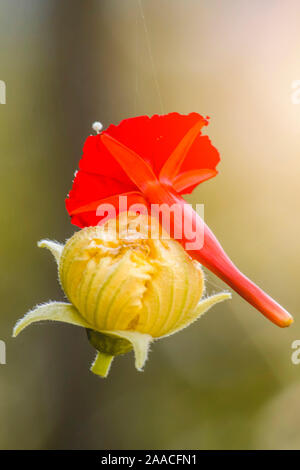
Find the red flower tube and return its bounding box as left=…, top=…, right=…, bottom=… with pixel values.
left=66, top=113, right=293, bottom=328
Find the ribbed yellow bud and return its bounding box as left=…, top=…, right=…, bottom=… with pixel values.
left=59, top=213, right=204, bottom=338
left=13, top=212, right=231, bottom=377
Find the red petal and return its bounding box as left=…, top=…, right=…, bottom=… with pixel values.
left=79, top=135, right=133, bottom=185
left=65, top=171, right=136, bottom=227
left=100, top=133, right=159, bottom=193
left=173, top=169, right=218, bottom=194
left=69, top=191, right=147, bottom=215
left=180, top=134, right=220, bottom=175
left=66, top=171, right=135, bottom=207
left=67, top=190, right=148, bottom=228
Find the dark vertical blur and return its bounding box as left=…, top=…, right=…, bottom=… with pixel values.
left=44, top=0, right=102, bottom=449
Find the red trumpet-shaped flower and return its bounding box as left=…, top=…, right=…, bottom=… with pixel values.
left=66, top=112, right=293, bottom=328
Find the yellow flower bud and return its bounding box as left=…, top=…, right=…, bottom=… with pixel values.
left=13, top=213, right=231, bottom=378
left=59, top=213, right=204, bottom=338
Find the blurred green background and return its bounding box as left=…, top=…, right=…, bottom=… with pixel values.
left=0, top=0, right=300, bottom=450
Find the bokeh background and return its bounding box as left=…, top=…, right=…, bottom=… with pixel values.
left=0, top=0, right=300, bottom=450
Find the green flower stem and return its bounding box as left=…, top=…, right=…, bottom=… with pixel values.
left=90, top=352, right=114, bottom=378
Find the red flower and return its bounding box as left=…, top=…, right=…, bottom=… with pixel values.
left=66, top=112, right=293, bottom=328
left=66, top=113, right=218, bottom=227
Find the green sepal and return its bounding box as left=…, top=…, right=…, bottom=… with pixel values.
left=89, top=329, right=153, bottom=372
left=38, top=239, right=64, bottom=266
left=103, top=330, right=152, bottom=371
left=13, top=301, right=91, bottom=337
left=87, top=329, right=152, bottom=377
left=160, top=292, right=232, bottom=338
